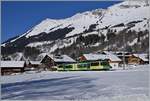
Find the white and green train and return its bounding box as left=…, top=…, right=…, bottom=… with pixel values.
left=57, top=60, right=111, bottom=71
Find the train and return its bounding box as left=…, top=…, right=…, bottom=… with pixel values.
left=57, top=60, right=111, bottom=71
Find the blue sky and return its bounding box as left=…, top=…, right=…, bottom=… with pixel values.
left=1, top=1, right=122, bottom=42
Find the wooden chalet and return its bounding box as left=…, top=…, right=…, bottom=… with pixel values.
left=128, top=54, right=149, bottom=65
left=1, top=61, right=26, bottom=75
left=41, top=54, right=76, bottom=70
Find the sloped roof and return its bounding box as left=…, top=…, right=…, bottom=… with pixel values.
left=133, top=54, right=148, bottom=62
left=15, top=53, right=27, bottom=61
left=30, top=61, right=41, bottom=65
left=103, top=51, right=122, bottom=61
left=83, top=53, right=108, bottom=61
left=40, top=53, right=76, bottom=63
left=48, top=55, right=76, bottom=63
left=1, top=61, right=25, bottom=68
left=37, top=53, right=49, bottom=62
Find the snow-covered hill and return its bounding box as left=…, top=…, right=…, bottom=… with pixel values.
left=1, top=0, right=150, bottom=60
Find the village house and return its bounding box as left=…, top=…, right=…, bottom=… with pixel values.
left=79, top=53, right=108, bottom=62
left=100, top=51, right=122, bottom=69
left=40, top=54, right=76, bottom=70
left=79, top=53, right=110, bottom=70
left=1, top=61, right=26, bottom=75
left=128, top=53, right=149, bottom=65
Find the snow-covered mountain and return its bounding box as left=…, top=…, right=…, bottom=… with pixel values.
left=1, top=0, right=150, bottom=60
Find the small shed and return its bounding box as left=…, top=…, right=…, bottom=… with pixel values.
left=1, top=61, right=26, bottom=75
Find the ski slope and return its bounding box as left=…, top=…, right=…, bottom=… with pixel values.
left=1, top=65, right=149, bottom=100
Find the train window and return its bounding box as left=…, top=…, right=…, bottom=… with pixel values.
left=78, top=64, right=83, bottom=68
left=91, top=62, right=99, bottom=66
left=65, top=65, right=73, bottom=68
left=86, top=64, right=90, bottom=67
left=58, top=65, right=63, bottom=68
left=101, top=61, right=109, bottom=65
left=78, top=64, right=87, bottom=68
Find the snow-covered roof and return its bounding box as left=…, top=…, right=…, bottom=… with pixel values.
left=37, top=53, right=50, bottom=62
left=46, top=54, right=76, bottom=63
left=30, top=61, right=41, bottom=65
left=103, top=51, right=122, bottom=61
left=106, top=51, right=131, bottom=57
left=108, top=54, right=122, bottom=62
left=133, top=54, right=148, bottom=62
left=39, top=53, right=47, bottom=57
left=1, top=61, right=25, bottom=68
left=83, top=53, right=108, bottom=61
left=12, top=52, right=24, bottom=61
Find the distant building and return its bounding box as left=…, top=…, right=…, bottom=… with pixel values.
left=128, top=54, right=149, bottom=65
left=1, top=61, right=26, bottom=75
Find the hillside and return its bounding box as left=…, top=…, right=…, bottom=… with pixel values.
left=1, top=0, right=150, bottom=60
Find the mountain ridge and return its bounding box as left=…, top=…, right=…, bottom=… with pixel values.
left=1, top=0, right=149, bottom=60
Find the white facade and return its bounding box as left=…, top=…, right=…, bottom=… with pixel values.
left=109, top=62, right=120, bottom=69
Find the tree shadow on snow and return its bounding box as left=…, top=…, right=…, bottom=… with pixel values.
left=1, top=75, right=98, bottom=100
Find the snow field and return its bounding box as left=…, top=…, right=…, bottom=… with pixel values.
left=1, top=65, right=149, bottom=100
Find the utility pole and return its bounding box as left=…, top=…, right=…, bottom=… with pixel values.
left=148, top=18, right=150, bottom=98
left=122, top=29, right=126, bottom=70
left=122, top=26, right=130, bottom=70
left=147, top=18, right=150, bottom=65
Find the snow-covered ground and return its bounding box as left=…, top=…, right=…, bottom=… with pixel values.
left=1, top=65, right=149, bottom=101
